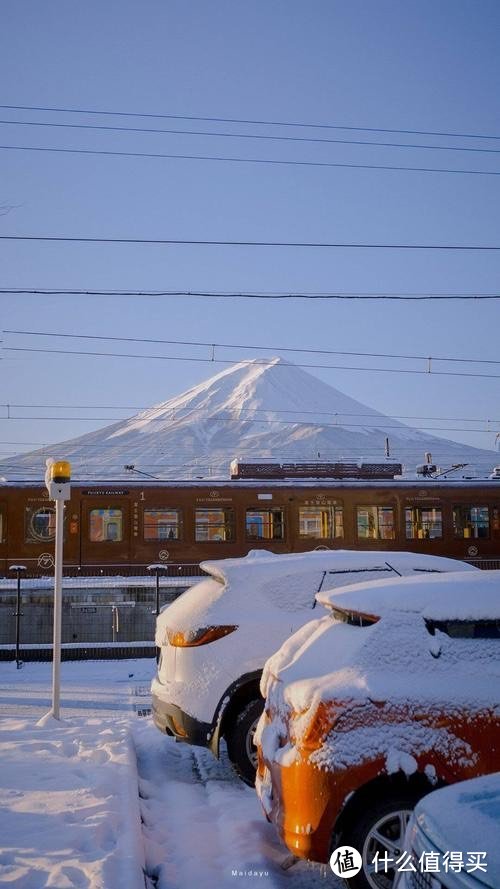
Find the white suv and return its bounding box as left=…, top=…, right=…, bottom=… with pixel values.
left=151, top=550, right=476, bottom=784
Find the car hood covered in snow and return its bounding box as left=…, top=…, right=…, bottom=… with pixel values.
left=413, top=773, right=500, bottom=888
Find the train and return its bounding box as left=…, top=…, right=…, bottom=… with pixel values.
left=1, top=460, right=499, bottom=576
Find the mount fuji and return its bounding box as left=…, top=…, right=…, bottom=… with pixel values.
left=2, top=357, right=497, bottom=480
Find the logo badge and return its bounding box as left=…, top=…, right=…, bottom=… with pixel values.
left=158, top=550, right=169, bottom=561
left=330, top=846, right=363, bottom=878
left=38, top=553, right=54, bottom=569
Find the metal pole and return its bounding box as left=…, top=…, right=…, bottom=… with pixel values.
left=15, top=570, right=22, bottom=668
left=147, top=563, right=166, bottom=616
left=10, top=565, right=26, bottom=669
left=51, top=498, right=64, bottom=720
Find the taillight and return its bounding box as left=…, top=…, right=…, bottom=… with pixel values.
left=166, top=625, right=238, bottom=647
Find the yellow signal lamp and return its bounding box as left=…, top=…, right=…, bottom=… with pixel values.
left=51, top=461, right=71, bottom=484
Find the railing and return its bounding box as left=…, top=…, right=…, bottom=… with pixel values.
left=0, top=561, right=204, bottom=579
left=0, top=565, right=202, bottom=656
left=465, top=558, right=500, bottom=570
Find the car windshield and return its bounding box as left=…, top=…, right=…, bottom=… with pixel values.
left=329, top=607, right=379, bottom=628
left=425, top=618, right=500, bottom=639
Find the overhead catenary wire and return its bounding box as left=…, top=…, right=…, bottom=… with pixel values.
left=0, top=416, right=497, bottom=433
left=4, top=346, right=500, bottom=380
left=0, top=443, right=496, bottom=457
left=2, top=288, right=500, bottom=301
left=2, top=235, right=500, bottom=250
left=5, top=329, right=499, bottom=366
left=0, top=451, right=494, bottom=467
left=2, top=404, right=499, bottom=424
left=1, top=143, right=500, bottom=177
left=1, top=102, right=500, bottom=142
left=3, top=117, right=500, bottom=156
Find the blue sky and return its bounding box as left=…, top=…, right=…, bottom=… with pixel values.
left=1, top=0, right=499, bottom=464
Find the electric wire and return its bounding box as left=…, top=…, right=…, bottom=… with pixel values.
left=2, top=288, right=500, bottom=301
left=4, top=329, right=499, bottom=366
left=1, top=143, right=499, bottom=176
left=1, top=103, right=499, bottom=142
left=1, top=235, right=500, bottom=250
left=4, top=346, right=500, bottom=380
left=2, top=404, right=499, bottom=423
left=0, top=416, right=496, bottom=433
left=3, top=117, right=500, bottom=156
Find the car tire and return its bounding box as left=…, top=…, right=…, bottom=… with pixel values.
left=226, top=698, right=264, bottom=786
left=339, top=789, right=424, bottom=889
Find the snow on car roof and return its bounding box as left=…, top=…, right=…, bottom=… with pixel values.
left=158, top=550, right=479, bottom=642
left=323, top=570, right=500, bottom=620
left=201, top=548, right=473, bottom=591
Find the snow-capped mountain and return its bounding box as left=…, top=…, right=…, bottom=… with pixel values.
left=2, top=357, right=497, bottom=479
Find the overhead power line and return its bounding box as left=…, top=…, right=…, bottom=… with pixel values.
left=2, top=235, right=500, bottom=250
left=1, top=103, right=499, bottom=142
left=3, top=117, right=500, bottom=156
left=1, top=404, right=499, bottom=424
left=1, top=438, right=495, bottom=457
left=0, top=415, right=497, bottom=434
left=5, top=346, right=500, bottom=380
left=1, top=143, right=499, bottom=176
left=2, top=288, right=500, bottom=301
left=4, top=329, right=500, bottom=366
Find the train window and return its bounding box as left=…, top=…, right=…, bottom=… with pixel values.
left=195, top=508, right=235, bottom=542
left=299, top=505, right=343, bottom=539
left=144, top=508, right=182, bottom=541
left=405, top=507, right=443, bottom=539
left=25, top=506, right=57, bottom=543
left=492, top=508, right=500, bottom=540
left=246, top=508, right=284, bottom=540
left=0, top=509, right=3, bottom=543
left=453, top=505, right=489, bottom=539
left=89, top=508, right=124, bottom=542
left=356, top=505, right=395, bottom=540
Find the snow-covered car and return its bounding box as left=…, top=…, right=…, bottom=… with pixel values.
left=151, top=549, right=477, bottom=784
left=396, top=772, right=500, bottom=889
left=256, top=570, right=500, bottom=889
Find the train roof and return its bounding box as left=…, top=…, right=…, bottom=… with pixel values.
left=1, top=476, right=500, bottom=489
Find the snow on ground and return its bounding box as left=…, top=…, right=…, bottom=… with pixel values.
left=134, top=720, right=335, bottom=889
left=0, top=715, right=144, bottom=889
left=0, top=659, right=338, bottom=889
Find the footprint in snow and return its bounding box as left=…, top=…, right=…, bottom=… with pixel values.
left=51, top=865, right=90, bottom=888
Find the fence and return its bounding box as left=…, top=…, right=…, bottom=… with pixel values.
left=0, top=568, right=204, bottom=661
left=0, top=561, right=203, bottom=579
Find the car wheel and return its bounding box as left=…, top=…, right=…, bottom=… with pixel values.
left=339, top=790, right=423, bottom=889
left=225, top=699, right=264, bottom=786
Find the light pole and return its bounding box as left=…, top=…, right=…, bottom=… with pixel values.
left=147, top=563, right=169, bottom=615
left=9, top=565, right=26, bottom=669
left=43, top=458, right=71, bottom=721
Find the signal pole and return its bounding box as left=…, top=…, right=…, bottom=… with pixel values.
left=43, top=459, right=71, bottom=721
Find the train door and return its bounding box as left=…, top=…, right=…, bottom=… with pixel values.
left=80, top=499, right=131, bottom=567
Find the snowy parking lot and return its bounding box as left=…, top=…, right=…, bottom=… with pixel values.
left=0, top=659, right=339, bottom=889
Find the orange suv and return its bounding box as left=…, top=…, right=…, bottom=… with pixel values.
left=256, top=571, right=500, bottom=889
